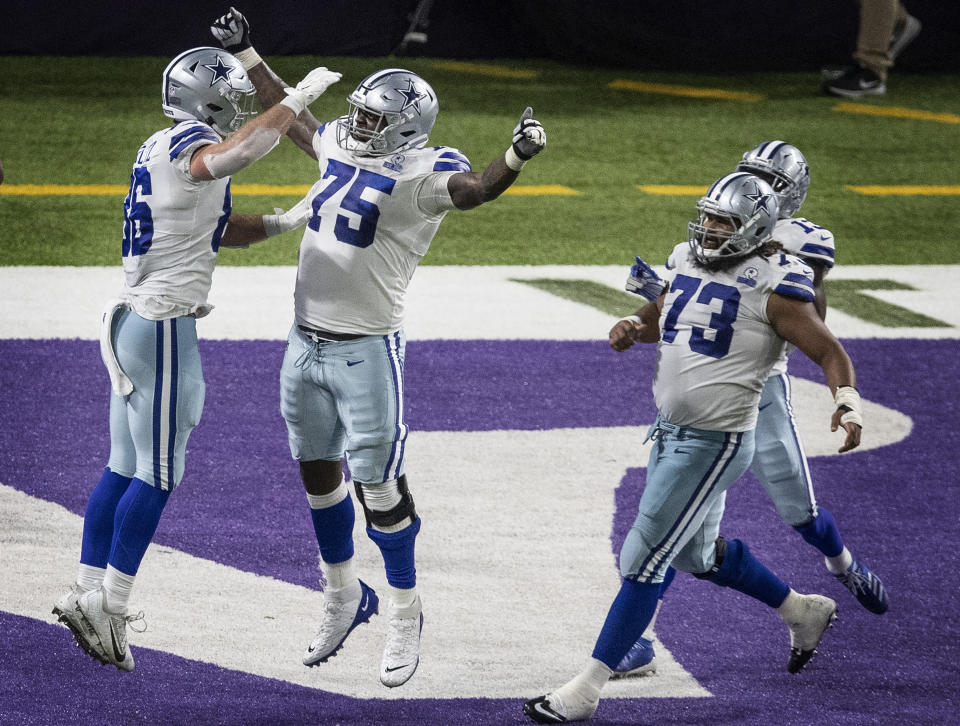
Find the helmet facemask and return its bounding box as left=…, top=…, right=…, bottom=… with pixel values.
left=687, top=173, right=779, bottom=266
left=335, top=69, right=438, bottom=157
left=161, top=47, right=258, bottom=136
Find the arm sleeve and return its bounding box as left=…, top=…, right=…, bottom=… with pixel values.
left=415, top=171, right=459, bottom=216
left=201, top=126, right=282, bottom=179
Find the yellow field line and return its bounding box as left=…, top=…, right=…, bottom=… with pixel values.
left=0, top=183, right=578, bottom=197
left=636, top=185, right=705, bottom=196
left=846, top=185, right=960, bottom=195
left=833, top=102, right=960, bottom=124
left=428, top=60, right=538, bottom=79
left=609, top=79, right=765, bottom=102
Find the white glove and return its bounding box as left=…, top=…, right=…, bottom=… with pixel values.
left=210, top=7, right=251, bottom=51
left=505, top=107, right=546, bottom=170
left=262, top=198, right=313, bottom=238
left=279, top=67, right=342, bottom=116
left=625, top=256, right=668, bottom=301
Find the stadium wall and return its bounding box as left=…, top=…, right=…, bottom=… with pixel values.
left=2, top=0, right=958, bottom=71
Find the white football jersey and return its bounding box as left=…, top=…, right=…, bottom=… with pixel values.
left=294, top=123, right=470, bottom=335
left=119, top=121, right=229, bottom=319
left=767, top=216, right=836, bottom=376
left=653, top=242, right=815, bottom=432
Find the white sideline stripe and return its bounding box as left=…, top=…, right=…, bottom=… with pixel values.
left=1, top=265, right=958, bottom=340
left=0, top=428, right=711, bottom=699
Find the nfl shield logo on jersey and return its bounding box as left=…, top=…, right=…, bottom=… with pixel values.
left=384, top=153, right=406, bottom=172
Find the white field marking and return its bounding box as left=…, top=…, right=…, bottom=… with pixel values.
left=1, top=265, right=958, bottom=340
left=0, top=377, right=910, bottom=698
left=1, top=427, right=707, bottom=700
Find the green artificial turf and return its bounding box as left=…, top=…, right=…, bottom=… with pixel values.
left=1, top=56, right=958, bottom=266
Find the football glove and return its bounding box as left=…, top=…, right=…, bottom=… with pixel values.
left=279, top=67, right=343, bottom=116
left=512, top=107, right=546, bottom=161
left=625, top=256, right=668, bottom=301
left=263, top=198, right=312, bottom=238
left=210, top=7, right=252, bottom=51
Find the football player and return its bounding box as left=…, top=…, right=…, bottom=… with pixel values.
left=52, top=46, right=341, bottom=671
left=524, top=173, right=860, bottom=723
left=210, top=8, right=546, bottom=688
left=614, top=142, right=888, bottom=679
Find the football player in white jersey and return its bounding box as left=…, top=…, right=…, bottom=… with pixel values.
left=53, top=46, right=342, bottom=671
left=613, top=142, right=888, bottom=679
left=524, top=173, right=864, bottom=723
left=210, top=8, right=547, bottom=687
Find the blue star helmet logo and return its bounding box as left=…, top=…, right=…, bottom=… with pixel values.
left=203, top=56, right=235, bottom=87
left=396, top=79, right=427, bottom=113
left=743, top=184, right=772, bottom=214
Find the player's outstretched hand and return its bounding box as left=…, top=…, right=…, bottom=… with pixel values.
left=831, top=385, right=863, bottom=453
left=625, top=256, right=668, bottom=301
left=609, top=316, right=644, bottom=352
left=280, top=67, right=342, bottom=116
left=512, top=107, right=546, bottom=160
left=211, top=7, right=252, bottom=51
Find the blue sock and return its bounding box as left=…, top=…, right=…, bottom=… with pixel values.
left=794, top=508, right=844, bottom=558
left=708, top=539, right=790, bottom=608
left=658, top=565, right=677, bottom=599
left=366, top=518, right=421, bottom=589
left=108, top=477, right=170, bottom=576
left=310, top=495, right=356, bottom=564
left=591, top=579, right=660, bottom=668
left=80, top=468, right=133, bottom=568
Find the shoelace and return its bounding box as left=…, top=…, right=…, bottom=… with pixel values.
left=838, top=566, right=870, bottom=595
left=384, top=617, right=419, bottom=659
left=313, top=600, right=350, bottom=643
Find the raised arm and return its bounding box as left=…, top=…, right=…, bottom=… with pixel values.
left=210, top=7, right=333, bottom=158
left=445, top=107, right=546, bottom=210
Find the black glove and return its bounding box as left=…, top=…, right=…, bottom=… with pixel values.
left=512, top=107, right=546, bottom=161
left=210, top=6, right=252, bottom=52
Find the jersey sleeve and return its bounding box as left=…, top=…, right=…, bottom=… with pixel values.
left=431, top=146, right=471, bottom=172
left=771, top=254, right=816, bottom=302
left=773, top=217, right=836, bottom=270
left=167, top=121, right=220, bottom=174
left=312, top=122, right=330, bottom=159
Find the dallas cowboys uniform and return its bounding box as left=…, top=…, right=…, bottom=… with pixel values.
left=279, top=122, right=469, bottom=485
left=620, top=242, right=816, bottom=581
left=750, top=217, right=835, bottom=526
left=109, top=120, right=229, bottom=490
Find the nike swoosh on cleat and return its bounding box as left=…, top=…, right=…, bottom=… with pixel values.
left=109, top=621, right=126, bottom=661
left=384, top=663, right=412, bottom=672
left=531, top=700, right=563, bottom=723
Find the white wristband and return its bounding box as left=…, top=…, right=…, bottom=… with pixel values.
left=505, top=146, right=527, bottom=171
left=279, top=90, right=307, bottom=117
left=834, top=385, right=863, bottom=427
left=234, top=47, right=263, bottom=70
left=618, top=315, right=643, bottom=326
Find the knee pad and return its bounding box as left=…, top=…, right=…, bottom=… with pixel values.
left=354, top=474, right=418, bottom=530
left=299, top=459, right=343, bottom=495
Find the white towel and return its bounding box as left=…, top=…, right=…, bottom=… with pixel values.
left=99, top=299, right=134, bottom=396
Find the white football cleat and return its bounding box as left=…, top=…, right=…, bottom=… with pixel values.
left=74, top=587, right=144, bottom=672
left=303, top=579, right=379, bottom=666
left=779, top=592, right=838, bottom=673
left=379, top=595, right=423, bottom=688
left=523, top=691, right=599, bottom=723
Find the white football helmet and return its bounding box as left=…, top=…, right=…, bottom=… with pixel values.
left=736, top=141, right=810, bottom=219
left=688, top=172, right=779, bottom=265
left=161, top=47, right=257, bottom=135
left=336, top=68, right=438, bottom=156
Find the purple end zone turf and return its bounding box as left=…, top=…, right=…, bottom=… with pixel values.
left=1, top=338, right=957, bottom=725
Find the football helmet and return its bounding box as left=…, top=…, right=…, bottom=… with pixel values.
left=688, top=172, right=779, bottom=265
left=161, top=47, right=257, bottom=135
left=336, top=68, right=438, bottom=156
left=736, top=141, right=810, bottom=219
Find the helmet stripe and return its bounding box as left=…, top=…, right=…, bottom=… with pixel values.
left=708, top=172, right=751, bottom=199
